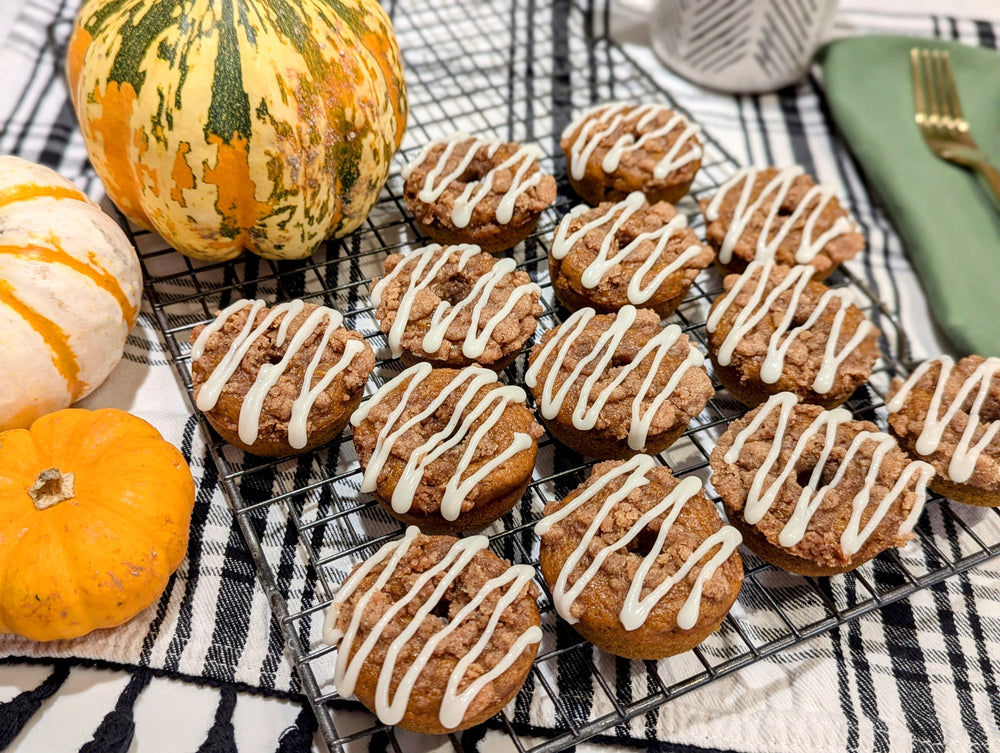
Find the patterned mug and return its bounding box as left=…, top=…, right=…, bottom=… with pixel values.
left=618, top=0, right=839, bottom=93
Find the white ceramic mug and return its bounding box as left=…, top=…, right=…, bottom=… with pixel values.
left=617, top=0, right=839, bottom=93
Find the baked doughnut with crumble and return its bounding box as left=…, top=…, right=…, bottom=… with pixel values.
left=371, top=243, right=542, bottom=371
left=699, top=166, right=865, bottom=280
left=887, top=355, right=1000, bottom=507
left=706, top=261, right=881, bottom=409
left=402, top=133, right=557, bottom=253
left=560, top=102, right=702, bottom=205
left=710, top=392, right=935, bottom=576
left=537, top=455, right=743, bottom=659
left=549, top=192, right=713, bottom=317
left=525, top=305, right=713, bottom=459
left=323, top=528, right=541, bottom=734
left=351, top=363, right=543, bottom=533
left=190, top=299, right=374, bottom=457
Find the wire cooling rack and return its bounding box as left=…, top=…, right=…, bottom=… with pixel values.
left=128, top=0, right=1000, bottom=750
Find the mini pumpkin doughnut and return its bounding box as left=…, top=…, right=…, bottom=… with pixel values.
left=887, top=355, right=1000, bottom=507
left=560, top=102, right=702, bottom=205
left=706, top=261, right=881, bottom=409
left=699, top=166, right=865, bottom=280
left=370, top=243, right=542, bottom=371
left=190, top=299, right=374, bottom=457
left=537, top=455, right=743, bottom=659
left=351, top=363, right=543, bottom=533
left=525, top=305, right=713, bottom=459
left=323, top=527, right=541, bottom=734
left=710, top=393, right=935, bottom=576
left=549, top=192, right=714, bottom=317
left=402, top=133, right=557, bottom=253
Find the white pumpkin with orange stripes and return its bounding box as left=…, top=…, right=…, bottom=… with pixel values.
left=0, top=156, right=141, bottom=430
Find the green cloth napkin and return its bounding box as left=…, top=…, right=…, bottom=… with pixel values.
left=819, top=35, right=1000, bottom=357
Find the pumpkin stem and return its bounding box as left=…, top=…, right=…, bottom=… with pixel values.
left=28, top=468, right=75, bottom=510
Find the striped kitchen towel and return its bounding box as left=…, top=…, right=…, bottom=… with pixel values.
left=2, top=2, right=999, bottom=753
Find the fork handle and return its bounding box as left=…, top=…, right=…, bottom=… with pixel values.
left=973, top=162, right=1000, bottom=208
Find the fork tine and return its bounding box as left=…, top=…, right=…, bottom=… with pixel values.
left=930, top=51, right=954, bottom=127
left=921, top=50, right=941, bottom=130
left=938, top=50, right=967, bottom=131
left=910, top=47, right=927, bottom=126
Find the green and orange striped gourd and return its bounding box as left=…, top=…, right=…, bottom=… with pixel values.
left=66, top=0, right=408, bottom=261
left=0, top=156, right=142, bottom=432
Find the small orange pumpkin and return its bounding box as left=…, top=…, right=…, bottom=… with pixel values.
left=0, top=408, right=195, bottom=641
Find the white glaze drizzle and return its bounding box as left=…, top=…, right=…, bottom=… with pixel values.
left=535, top=455, right=741, bottom=631
left=723, top=392, right=934, bottom=555
left=524, top=305, right=704, bottom=451
left=370, top=243, right=541, bottom=360
left=703, top=166, right=856, bottom=266
left=562, top=102, right=702, bottom=183
left=350, top=363, right=535, bottom=522
left=551, top=191, right=706, bottom=305
left=706, top=261, right=874, bottom=394
left=322, top=527, right=541, bottom=729
left=402, top=132, right=545, bottom=228
left=190, top=299, right=364, bottom=449
left=886, top=356, right=1000, bottom=483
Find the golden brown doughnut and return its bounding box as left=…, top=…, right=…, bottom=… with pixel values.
left=351, top=363, right=542, bottom=533
left=190, top=299, right=374, bottom=457
left=710, top=393, right=935, bottom=576
left=699, top=166, right=865, bottom=281
left=403, top=133, right=557, bottom=253
left=538, top=456, right=743, bottom=659
left=560, top=102, right=702, bottom=205
left=549, top=193, right=713, bottom=317
left=323, top=529, right=541, bottom=734
left=525, top=305, right=713, bottom=459
left=887, top=355, right=1000, bottom=507
left=371, top=243, right=542, bottom=371
left=706, top=261, right=881, bottom=409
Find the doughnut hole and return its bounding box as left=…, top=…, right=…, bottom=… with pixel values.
left=626, top=524, right=661, bottom=558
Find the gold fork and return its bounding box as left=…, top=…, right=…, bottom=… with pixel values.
left=910, top=47, right=1000, bottom=205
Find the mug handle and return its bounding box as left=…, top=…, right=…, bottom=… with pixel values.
left=616, top=0, right=655, bottom=15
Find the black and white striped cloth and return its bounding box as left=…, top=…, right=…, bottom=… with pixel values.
left=2, top=1, right=1000, bottom=751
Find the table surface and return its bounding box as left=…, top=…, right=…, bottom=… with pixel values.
left=2, top=1, right=999, bottom=752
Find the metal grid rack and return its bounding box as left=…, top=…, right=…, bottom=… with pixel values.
left=127, top=0, right=1000, bottom=750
